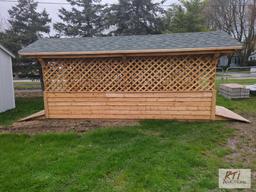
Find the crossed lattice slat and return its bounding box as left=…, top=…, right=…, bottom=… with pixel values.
left=42, top=55, right=216, bottom=92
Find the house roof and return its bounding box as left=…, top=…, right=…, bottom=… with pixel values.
left=249, top=52, right=256, bottom=56
left=0, top=44, right=15, bottom=58
left=19, top=31, right=242, bottom=57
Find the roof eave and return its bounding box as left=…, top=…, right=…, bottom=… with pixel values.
left=19, top=46, right=243, bottom=57
left=0, top=44, right=15, bottom=58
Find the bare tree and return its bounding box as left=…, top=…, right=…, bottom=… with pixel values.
left=205, top=0, right=256, bottom=65
left=0, top=16, right=6, bottom=32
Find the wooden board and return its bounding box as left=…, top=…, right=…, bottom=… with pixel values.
left=20, top=45, right=242, bottom=57
left=215, top=106, right=250, bottom=123
left=18, top=110, right=45, bottom=122
left=44, top=92, right=214, bottom=120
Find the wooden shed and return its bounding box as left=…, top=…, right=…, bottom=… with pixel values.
left=0, top=44, right=15, bottom=113
left=19, top=31, right=241, bottom=120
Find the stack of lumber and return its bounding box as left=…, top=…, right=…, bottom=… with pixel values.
left=219, top=83, right=250, bottom=99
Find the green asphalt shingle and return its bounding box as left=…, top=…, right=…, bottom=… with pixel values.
left=19, top=31, right=241, bottom=55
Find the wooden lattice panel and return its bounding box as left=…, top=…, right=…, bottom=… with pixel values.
left=42, top=55, right=216, bottom=92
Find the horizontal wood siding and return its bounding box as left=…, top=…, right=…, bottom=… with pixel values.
left=45, top=92, right=214, bottom=120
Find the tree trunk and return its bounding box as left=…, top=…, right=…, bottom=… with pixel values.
left=226, top=54, right=233, bottom=70
left=241, top=45, right=253, bottom=66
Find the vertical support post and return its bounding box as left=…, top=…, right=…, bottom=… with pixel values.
left=211, top=53, right=220, bottom=120
left=38, top=58, right=49, bottom=118
left=43, top=92, right=49, bottom=118
left=211, top=90, right=216, bottom=120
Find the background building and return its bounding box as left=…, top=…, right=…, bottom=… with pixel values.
left=0, top=44, right=15, bottom=112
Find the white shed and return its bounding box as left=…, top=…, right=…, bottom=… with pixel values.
left=0, top=44, right=15, bottom=112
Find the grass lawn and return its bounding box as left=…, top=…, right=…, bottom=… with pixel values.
left=216, top=78, right=256, bottom=114
left=14, top=81, right=41, bottom=90
left=0, top=121, right=233, bottom=191
left=0, top=97, right=43, bottom=126
left=216, top=78, right=256, bottom=86
left=217, top=95, right=256, bottom=114
left=0, top=78, right=255, bottom=191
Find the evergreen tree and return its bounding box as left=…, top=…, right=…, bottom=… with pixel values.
left=164, top=0, right=208, bottom=33
left=54, top=0, right=106, bottom=37
left=0, top=0, right=51, bottom=84
left=2, top=0, right=51, bottom=54
left=108, top=0, right=165, bottom=35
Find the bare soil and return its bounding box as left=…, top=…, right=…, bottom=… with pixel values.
left=15, top=90, right=43, bottom=97
left=225, top=114, right=256, bottom=191
left=0, top=118, right=139, bottom=134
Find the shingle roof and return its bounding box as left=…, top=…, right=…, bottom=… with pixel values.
left=19, top=31, right=242, bottom=56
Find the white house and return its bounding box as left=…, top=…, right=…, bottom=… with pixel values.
left=218, top=55, right=240, bottom=67
left=248, top=52, right=256, bottom=61
left=0, top=44, right=15, bottom=112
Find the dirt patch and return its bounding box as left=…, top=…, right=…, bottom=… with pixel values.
left=0, top=118, right=139, bottom=134
left=15, top=90, right=43, bottom=97
left=225, top=113, right=256, bottom=190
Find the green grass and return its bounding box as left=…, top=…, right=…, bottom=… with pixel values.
left=0, top=78, right=255, bottom=191
left=0, top=121, right=233, bottom=192
left=216, top=78, right=256, bottom=114
left=0, top=97, right=43, bottom=126
left=216, top=78, right=256, bottom=87
left=15, top=82, right=41, bottom=85
left=217, top=95, right=256, bottom=114
left=14, top=82, right=41, bottom=90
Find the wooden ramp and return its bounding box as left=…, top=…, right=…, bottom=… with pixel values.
left=18, top=110, right=45, bottom=122
left=215, top=106, right=250, bottom=123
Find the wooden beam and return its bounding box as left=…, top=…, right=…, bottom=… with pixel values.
left=38, top=58, right=46, bottom=65
left=18, top=110, right=45, bottom=122
left=19, top=46, right=242, bottom=58
left=32, top=51, right=233, bottom=59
